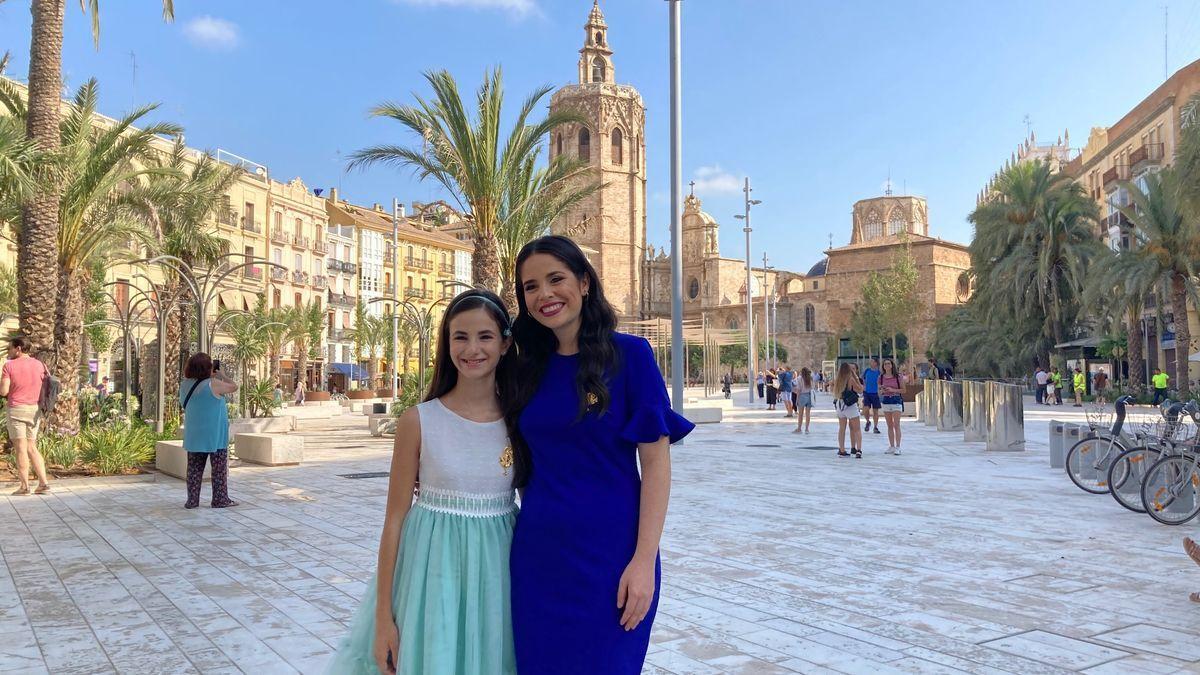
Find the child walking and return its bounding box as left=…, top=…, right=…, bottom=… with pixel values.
left=326, top=290, right=518, bottom=674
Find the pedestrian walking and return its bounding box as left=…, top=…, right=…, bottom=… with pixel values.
left=834, top=362, right=864, bottom=458
left=756, top=371, right=765, bottom=399
left=862, top=358, right=882, bottom=434
left=1051, top=367, right=1063, bottom=405
left=1153, top=368, right=1170, bottom=404
left=272, top=381, right=284, bottom=407
left=96, top=376, right=110, bottom=401
left=1073, top=367, right=1086, bottom=407
left=0, top=337, right=51, bottom=496
left=180, top=353, right=239, bottom=509
left=778, top=365, right=795, bottom=417
left=721, top=372, right=732, bottom=399
left=879, top=358, right=907, bottom=455
left=1034, top=366, right=1047, bottom=405
left=792, top=367, right=814, bottom=434
left=327, top=290, right=520, bottom=673
left=926, top=357, right=941, bottom=380
left=1094, top=368, right=1109, bottom=404
left=293, top=377, right=306, bottom=406
left=765, top=369, right=778, bottom=410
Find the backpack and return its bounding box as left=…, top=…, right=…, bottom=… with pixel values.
left=38, top=362, right=60, bottom=416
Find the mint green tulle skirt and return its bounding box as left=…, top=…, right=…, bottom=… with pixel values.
left=325, top=504, right=517, bottom=674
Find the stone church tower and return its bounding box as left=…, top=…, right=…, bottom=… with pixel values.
left=549, top=1, right=647, bottom=320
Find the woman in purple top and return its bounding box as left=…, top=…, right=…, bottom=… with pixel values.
left=505, top=236, right=693, bottom=674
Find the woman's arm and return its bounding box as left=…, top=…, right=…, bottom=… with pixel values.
left=618, top=436, right=670, bottom=632
left=372, top=408, right=420, bottom=673
left=210, top=370, right=239, bottom=396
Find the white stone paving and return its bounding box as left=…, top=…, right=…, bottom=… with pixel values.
left=1, top=390, right=1198, bottom=674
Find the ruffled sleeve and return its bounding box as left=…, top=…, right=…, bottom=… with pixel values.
left=618, top=336, right=695, bottom=445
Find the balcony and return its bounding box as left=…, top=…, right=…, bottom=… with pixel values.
left=341, top=261, right=357, bottom=274
left=218, top=208, right=238, bottom=228
left=326, top=258, right=342, bottom=272
left=328, top=291, right=355, bottom=308
left=1130, top=143, right=1164, bottom=172
left=242, top=266, right=263, bottom=281
left=439, top=262, right=455, bottom=274
left=1102, top=164, right=1128, bottom=191
left=313, top=275, right=328, bottom=290
left=292, top=270, right=310, bottom=286
left=271, top=267, right=288, bottom=282
left=1106, top=211, right=1133, bottom=230
left=328, top=328, right=351, bottom=342
left=314, top=239, right=328, bottom=254
left=292, top=234, right=310, bottom=249
left=384, top=250, right=395, bottom=265
left=242, top=218, right=262, bottom=234
left=405, top=288, right=431, bottom=300
left=271, top=228, right=291, bottom=245
left=385, top=283, right=396, bottom=296
left=406, top=256, right=433, bottom=271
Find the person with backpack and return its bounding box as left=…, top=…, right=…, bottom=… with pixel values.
left=0, top=337, right=53, bottom=495
left=180, top=353, right=239, bottom=509
left=833, top=362, right=865, bottom=458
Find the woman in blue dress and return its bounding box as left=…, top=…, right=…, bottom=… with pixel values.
left=505, top=236, right=694, bottom=674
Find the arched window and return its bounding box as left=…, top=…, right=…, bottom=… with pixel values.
left=888, top=209, right=906, bottom=235
left=611, top=128, right=623, bottom=165
left=863, top=210, right=883, bottom=240
left=591, top=57, right=606, bottom=83
left=632, top=136, right=638, bottom=168
left=727, top=318, right=739, bottom=330
left=556, top=133, right=563, bottom=158
left=578, top=128, right=591, bottom=161
left=804, top=304, right=815, bottom=332
left=595, top=31, right=605, bottom=46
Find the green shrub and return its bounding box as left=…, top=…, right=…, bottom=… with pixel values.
left=78, top=424, right=155, bottom=475
left=391, top=372, right=428, bottom=417
left=38, top=432, right=79, bottom=469
left=245, top=380, right=281, bottom=418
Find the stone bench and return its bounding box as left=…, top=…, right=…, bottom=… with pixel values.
left=682, top=407, right=722, bottom=424
left=368, top=413, right=394, bottom=437
left=233, top=433, right=304, bottom=466
left=229, top=416, right=295, bottom=435
left=155, top=440, right=209, bottom=481
left=283, top=405, right=341, bottom=420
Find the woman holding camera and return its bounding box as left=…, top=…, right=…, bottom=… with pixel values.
left=180, top=353, right=239, bottom=509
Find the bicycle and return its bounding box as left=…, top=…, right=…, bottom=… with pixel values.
left=1065, top=395, right=1137, bottom=494
left=1140, top=425, right=1200, bottom=525
left=1105, top=400, right=1195, bottom=513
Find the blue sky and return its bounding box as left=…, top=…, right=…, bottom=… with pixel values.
left=3, top=0, right=1200, bottom=275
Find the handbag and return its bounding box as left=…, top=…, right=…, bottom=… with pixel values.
left=840, top=387, right=859, bottom=407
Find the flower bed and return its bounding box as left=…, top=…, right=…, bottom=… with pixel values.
left=306, top=391, right=331, bottom=402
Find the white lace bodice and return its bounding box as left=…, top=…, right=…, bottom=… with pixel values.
left=414, top=398, right=516, bottom=517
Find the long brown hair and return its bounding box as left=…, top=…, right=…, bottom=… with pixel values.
left=800, top=367, right=812, bottom=387
left=424, top=289, right=514, bottom=403
left=833, top=362, right=855, bottom=394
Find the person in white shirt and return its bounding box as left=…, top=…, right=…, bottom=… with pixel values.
left=1035, top=367, right=1049, bottom=405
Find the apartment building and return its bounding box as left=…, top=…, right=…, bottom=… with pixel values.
left=324, top=216, right=359, bottom=391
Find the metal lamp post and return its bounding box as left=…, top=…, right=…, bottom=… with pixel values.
left=369, top=296, right=447, bottom=396
left=734, top=178, right=762, bottom=403
left=391, top=199, right=401, bottom=397
left=667, top=0, right=684, bottom=412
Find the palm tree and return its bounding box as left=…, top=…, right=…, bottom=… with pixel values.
left=348, top=311, right=385, bottom=388
left=222, top=310, right=268, bottom=418
left=3, top=79, right=181, bottom=431
left=349, top=68, right=587, bottom=291
left=0, top=264, right=17, bottom=328
left=1117, top=169, right=1200, bottom=397
left=132, top=139, right=241, bottom=406
left=18, top=0, right=174, bottom=357
left=285, top=300, right=325, bottom=391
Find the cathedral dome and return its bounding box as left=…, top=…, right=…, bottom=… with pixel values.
left=806, top=258, right=828, bottom=277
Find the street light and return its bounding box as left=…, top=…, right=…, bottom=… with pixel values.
left=734, top=177, right=762, bottom=404
left=368, top=296, right=447, bottom=396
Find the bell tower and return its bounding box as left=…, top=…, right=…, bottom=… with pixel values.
left=549, top=1, right=647, bottom=320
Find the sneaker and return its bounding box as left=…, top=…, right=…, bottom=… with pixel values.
left=885, top=446, right=895, bottom=455
left=893, top=447, right=902, bottom=456
left=873, top=427, right=881, bottom=434
left=864, top=422, right=872, bottom=432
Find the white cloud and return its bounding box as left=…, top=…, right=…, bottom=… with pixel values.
left=183, top=16, right=239, bottom=51
left=393, top=0, right=537, bottom=15
left=691, top=165, right=741, bottom=196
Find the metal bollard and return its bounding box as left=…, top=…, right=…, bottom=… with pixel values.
left=915, top=385, right=926, bottom=423
left=963, top=381, right=987, bottom=442
left=1048, top=420, right=1066, bottom=468
left=924, top=380, right=941, bottom=427
left=937, top=381, right=964, bottom=431
left=986, top=382, right=1026, bottom=452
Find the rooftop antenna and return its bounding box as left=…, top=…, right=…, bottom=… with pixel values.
left=885, top=166, right=893, bottom=196
left=828, top=232, right=833, bottom=250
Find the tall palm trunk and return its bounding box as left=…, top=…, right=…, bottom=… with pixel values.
left=48, top=269, right=86, bottom=433
left=1172, top=273, right=1191, bottom=397
left=21, top=0, right=66, bottom=365
left=1127, top=306, right=1145, bottom=393
left=296, top=340, right=309, bottom=390
left=472, top=229, right=501, bottom=292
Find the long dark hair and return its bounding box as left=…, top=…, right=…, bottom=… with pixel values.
left=505, top=235, right=618, bottom=487
left=423, top=289, right=514, bottom=403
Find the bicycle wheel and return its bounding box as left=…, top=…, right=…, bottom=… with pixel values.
left=1140, top=454, right=1200, bottom=525
left=1066, top=434, right=1124, bottom=494
left=1107, top=445, right=1159, bottom=513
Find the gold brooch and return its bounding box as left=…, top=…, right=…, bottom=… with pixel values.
left=586, top=392, right=598, bottom=407
left=499, top=445, right=514, bottom=475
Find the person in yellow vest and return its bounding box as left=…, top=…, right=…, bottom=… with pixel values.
left=1152, top=368, right=1170, bottom=405
left=1072, top=368, right=1086, bottom=407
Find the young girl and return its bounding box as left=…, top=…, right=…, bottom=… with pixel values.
left=834, top=362, right=864, bottom=458
left=793, top=367, right=814, bottom=434
left=878, top=358, right=907, bottom=455
left=326, top=290, right=517, bottom=674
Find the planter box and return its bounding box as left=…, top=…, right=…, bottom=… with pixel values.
left=368, top=413, right=394, bottom=436
left=306, top=391, right=331, bottom=402
left=376, top=389, right=395, bottom=398
left=348, top=390, right=375, bottom=400
left=156, top=440, right=209, bottom=482
left=362, top=403, right=390, bottom=415
left=229, top=416, right=295, bottom=435
left=682, top=407, right=722, bottom=425
left=234, top=433, right=304, bottom=466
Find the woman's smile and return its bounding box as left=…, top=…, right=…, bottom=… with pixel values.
left=538, top=301, right=564, bottom=317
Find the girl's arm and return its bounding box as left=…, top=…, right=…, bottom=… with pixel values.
left=618, top=436, right=670, bottom=632
left=373, top=408, right=421, bottom=674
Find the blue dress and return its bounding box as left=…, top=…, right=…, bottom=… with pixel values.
left=511, top=333, right=694, bottom=674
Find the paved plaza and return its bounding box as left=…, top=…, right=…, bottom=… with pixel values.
left=1, top=392, right=1199, bottom=674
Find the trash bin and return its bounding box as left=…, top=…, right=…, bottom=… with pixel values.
left=1048, top=420, right=1066, bottom=468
